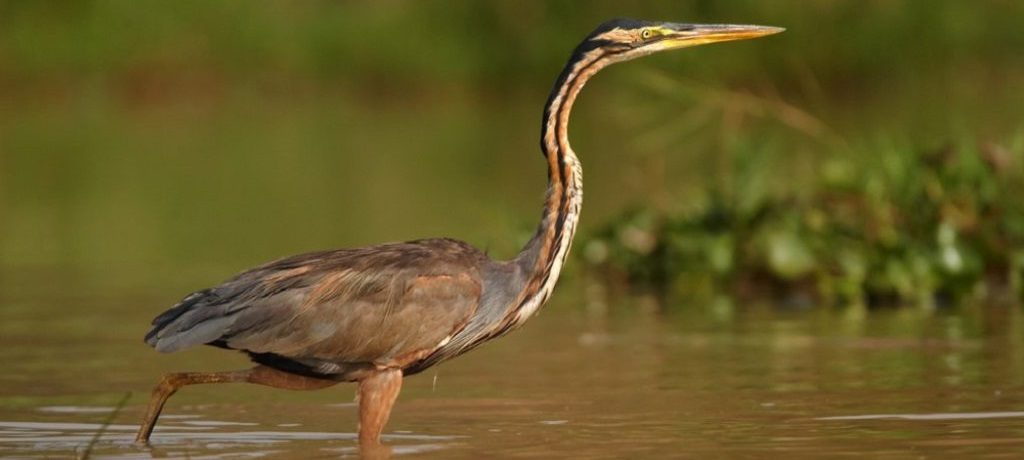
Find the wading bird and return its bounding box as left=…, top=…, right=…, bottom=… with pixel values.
left=136, top=19, right=782, bottom=447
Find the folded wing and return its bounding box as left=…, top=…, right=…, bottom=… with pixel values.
left=144, top=239, right=485, bottom=378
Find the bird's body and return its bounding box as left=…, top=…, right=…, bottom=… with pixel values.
left=135, top=18, right=782, bottom=449
left=145, top=237, right=540, bottom=380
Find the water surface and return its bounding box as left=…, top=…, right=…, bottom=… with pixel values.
left=1, top=282, right=1022, bottom=458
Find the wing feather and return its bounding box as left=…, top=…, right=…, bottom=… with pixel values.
left=144, top=238, right=485, bottom=376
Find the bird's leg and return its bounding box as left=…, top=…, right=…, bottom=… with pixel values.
left=357, top=368, right=403, bottom=446
left=246, top=365, right=341, bottom=391
left=135, top=369, right=250, bottom=444
left=135, top=366, right=338, bottom=444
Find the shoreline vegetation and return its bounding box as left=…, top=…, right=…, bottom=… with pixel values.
left=581, top=137, right=1024, bottom=308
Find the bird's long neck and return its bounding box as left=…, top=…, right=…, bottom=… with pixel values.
left=509, top=48, right=613, bottom=326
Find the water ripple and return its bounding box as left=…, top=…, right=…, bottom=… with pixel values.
left=817, top=411, right=1024, bottom=421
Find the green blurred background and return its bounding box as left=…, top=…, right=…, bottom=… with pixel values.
left=1, top=0, right=1022, bottom=304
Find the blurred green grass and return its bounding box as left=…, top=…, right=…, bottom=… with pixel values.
left=0, top=1, right=1022, bottom=303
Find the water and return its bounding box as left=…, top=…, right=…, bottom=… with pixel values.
left=1, top=280, right=1023, bottom=458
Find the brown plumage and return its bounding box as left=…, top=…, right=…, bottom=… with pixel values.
left=146, top=239, right=487, bottom=378
left=134, top=19, right=783, bottom=449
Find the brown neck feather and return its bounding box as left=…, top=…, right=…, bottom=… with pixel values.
left=509, top=48, right=614, bottom=326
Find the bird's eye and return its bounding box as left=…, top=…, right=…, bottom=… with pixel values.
left=640, top=29, right=653, bottom=40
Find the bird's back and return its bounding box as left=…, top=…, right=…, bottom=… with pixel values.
left=145, top=238, right=494, bottom=380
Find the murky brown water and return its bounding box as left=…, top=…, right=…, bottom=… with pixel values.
left=1, top=279, right=1023, bottom=459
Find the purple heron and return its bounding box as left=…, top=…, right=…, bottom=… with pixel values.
left=135, top=19, right=783, bottom=447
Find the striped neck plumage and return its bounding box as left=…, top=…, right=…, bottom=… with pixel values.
left=511, top=47, right=614, bottom=326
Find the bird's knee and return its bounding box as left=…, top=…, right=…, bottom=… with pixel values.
left=153, top=372, right=191, bottom=396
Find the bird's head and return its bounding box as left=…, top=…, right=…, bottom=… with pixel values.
left=577, top=19, right=784, bottom=63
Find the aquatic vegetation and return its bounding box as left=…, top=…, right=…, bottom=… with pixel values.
left=581, top=138, right=1024, bottom=307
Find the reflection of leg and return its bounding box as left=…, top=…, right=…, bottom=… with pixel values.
left=134, top=366, right=338, bottom=444
left=357, top=368, right=403, bottom=446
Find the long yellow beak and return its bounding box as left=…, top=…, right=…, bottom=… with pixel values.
left=659, top=24, right=785, bottom=49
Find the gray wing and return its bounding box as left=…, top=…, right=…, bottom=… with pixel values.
left=144, top=239, right=484, bottom=375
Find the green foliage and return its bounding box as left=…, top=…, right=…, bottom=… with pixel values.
left=582, top=138, right=1024, bottom=307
